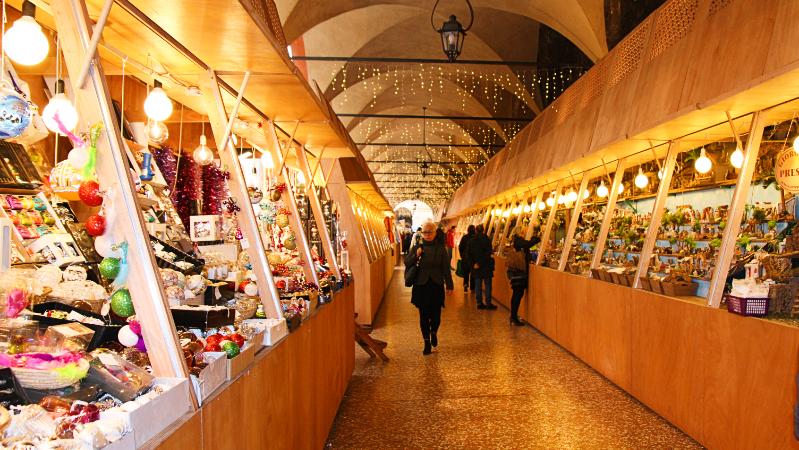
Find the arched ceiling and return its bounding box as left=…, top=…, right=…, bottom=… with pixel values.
left=274, top=0, right=606, bottom=206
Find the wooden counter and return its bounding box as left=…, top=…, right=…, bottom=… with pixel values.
left=153, top=284, right=355, bottom=450
left=517, top=266, right=799, bottom=449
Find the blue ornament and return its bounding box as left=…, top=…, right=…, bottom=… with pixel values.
left=0, top=86, right=30, bottom=139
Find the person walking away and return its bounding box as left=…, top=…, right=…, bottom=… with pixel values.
left=458, top=225, right=476, bottom=292
left=506, top=227, right=540, bottom=326
left=405, top=221, right=454, bottom=355
left=410, top=227, right=423, bottom=248
left=445, top=226, right=456, bottom=268
left=401, top=228, right=412, bottom=254
left=468, top=224, right=497, bottom=310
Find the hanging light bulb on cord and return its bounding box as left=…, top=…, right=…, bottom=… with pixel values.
left=3, top=1, right=49, bottom=66
left=144, top=80, right=173, bottom=121
left=695, top=147, right=713, bottom=174
left=193, top=121, right=214, bottom=166
left=42, top=80, right=78, bottom=133
left=145, top=120, right=168, bottom=145
left=730, top=145, right=744, bottom=169
left=634, top=167, right=649, bottom=189
left=597, top=180, right=609, bottom=198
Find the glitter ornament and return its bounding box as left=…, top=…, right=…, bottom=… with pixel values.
left=110, top=289, right=135, bottom=318
left=276, top=214, right=289, bottom=228
left=78, top=181, right=103, bottom=206
left=221, top=341, right=240, bottom=359
left=98, top=257, right=121, bottom=279
left=283, top=235, right=297, bottom=250
left=85, top=214, right=106, bottom=237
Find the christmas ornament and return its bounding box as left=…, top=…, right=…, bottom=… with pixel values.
left=98, top=257, right=121, bottom=279
left=85, top=214, right=106, bottom=237
left=221, top=341, right=240, bottom=359
left=283, top=235, right=297, bottom=250
left=81, top=123, right=103, bottom=180
left=270, top=190, right=281, bottom=202
left=0, top=82, right=31, bottom=139
left=78, top=180, right=103, bottom=206
left=117, top=325, right=139, bottom=347
left=206, top=334, right=223, bottom=347
left=110, top=289, right=135, bottom=318
left=276, top=214, right=289, bottom=228
left=229, top=333, right=245, bottom=347
left=249, top=186, right=263, bottom=204
left=204, top=342, right=221, bottom=352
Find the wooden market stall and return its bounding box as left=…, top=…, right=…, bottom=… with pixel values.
left=447, top=0, right=799, bottom=448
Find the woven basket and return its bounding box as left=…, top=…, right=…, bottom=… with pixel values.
left=11, top=358, right=89, bottom=390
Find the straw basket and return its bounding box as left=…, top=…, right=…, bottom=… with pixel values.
left=11, top=359, right=89, bottom=390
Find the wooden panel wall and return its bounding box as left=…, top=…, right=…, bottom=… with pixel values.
left=527, top=267, right=799, bottom=449
left=155, top=285, right=355, bottom=450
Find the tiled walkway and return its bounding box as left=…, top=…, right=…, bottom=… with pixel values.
left=326, top=268, right=701, bottom=449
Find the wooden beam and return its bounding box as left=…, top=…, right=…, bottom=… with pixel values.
left=201, top=69, right=282, bottom=318
left=559, top=174, right=590, bottom=271
left=707, top=110, right=768, bottom=307
left=590, top=158, right=628, bottom=271
left=536, top=180, right=564, bottom=265
left=525, top=191, right=545, bottom=241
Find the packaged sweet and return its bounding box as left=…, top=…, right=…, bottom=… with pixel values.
left=84, top=351, right=153, bottom=403
left=44, top=323, right=95, bottom=353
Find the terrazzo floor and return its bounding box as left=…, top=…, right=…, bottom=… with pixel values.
left=326, top=267, right=703, bottom=449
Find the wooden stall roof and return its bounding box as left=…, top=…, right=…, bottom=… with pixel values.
left=444, top=0, right=799, bottom=218
left=16, top=0, right=389, bottom=209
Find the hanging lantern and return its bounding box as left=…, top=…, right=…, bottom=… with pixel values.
left=145, top=120, right=169, bottom=145
left=730, top=146, right=744, bottom=169
left=694, top=148, right=712, bottom=174
left=42, top=80, right=78, bottom=133
left=3, top=1, right=49, bottom=66
left=193, top=135, right=214, bottom=166
left=431, top=0, right=474, bottom=62
left=634, top=168, right=649, bottom=189
left=144, top=80, right=173, bottom=121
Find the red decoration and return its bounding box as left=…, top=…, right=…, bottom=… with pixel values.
left=204, top=342, right=221, bottom=352
left=78, top=181, right=103, bottom=207
left=273, top=183, right=287, bottom=193
left=85, top=214, right=106, bottom=237
left=206, top=334, right=223, bottom=346
left=229, top=333, right=245, bottom=347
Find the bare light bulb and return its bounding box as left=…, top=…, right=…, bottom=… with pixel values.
left=730, top=146, right=744, bottom=169
left=634, top=168, right=649, bottom=189
left=144, top=80, right=173, bottom=121
left=261, top=151, right=275, bottom=169
left=695, top=148, right=712, bottom=174
left=583, top=189, right=590, bottom=199
left=566, top=189, right=578, bottom=203
left=193, top=135, right=214, bottom=166
left=42, top=80, right=78, bottom=133
left=523, top=204, right=531, bottom=214
left=3, top=2, right=48, bottom=66
left=145, top=120, right=169, bottom=145
left=617, top=183, right=625, bottom=195
left=546, top=196, right=555, bottom=207
left=597, top=181, right=609, bottom=198
left=538, top=202, right=546, bottom=210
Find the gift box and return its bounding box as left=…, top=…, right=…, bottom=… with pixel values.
left=170, top=305, right=235, bottom=328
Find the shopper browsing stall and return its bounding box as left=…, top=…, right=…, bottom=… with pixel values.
left=468, top=224, right=496, bottom=310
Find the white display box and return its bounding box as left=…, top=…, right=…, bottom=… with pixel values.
left=242, top=318, right=288, bottom=346
left=103, top=430, right=136, bottom=450
left=191, top=352, right=227, bottom=405
left=130, top=377, right=193, bottom=446
left=189, top=215, right=222, bottom=242
left=206, top=340, right=259, bottom=381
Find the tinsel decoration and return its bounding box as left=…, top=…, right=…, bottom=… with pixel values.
left=173, top=156, right=201, bottom=230
left=152, top=146, right=178, bottom=189
left=223, top=197, right=240, bottom=214
left=201, top=164, right=229, bottom=215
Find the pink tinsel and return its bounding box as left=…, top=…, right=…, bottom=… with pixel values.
left=4, top=288, right=27, bottom=318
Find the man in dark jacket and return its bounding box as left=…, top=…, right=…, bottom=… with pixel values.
left=458, top=225, right=476, bottom=291
left=468, top=224, right=496, bottom=310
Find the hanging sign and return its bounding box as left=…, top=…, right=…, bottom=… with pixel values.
left=775, top=147, right=799, bottom=193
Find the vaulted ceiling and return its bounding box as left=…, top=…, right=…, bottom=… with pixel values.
left=275, top=0, right=610, bottom=207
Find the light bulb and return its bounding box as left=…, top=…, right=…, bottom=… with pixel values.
left=523, top=204, right=531, bottom=214
left=144, top=81, right=173, bottom=121
left=546, top=197, right=555, bottom=207
left=296, top=171, right=306, bottom=186
left=634, top=168, right=649, bottom=189
left=538, top=202, right=546, bottom=210
left=503, top=210, right=510, bottom=218
left=567, top=189, right=578, bottom=203
left=657, top=168, right=665, bottom=179
left=261, top=151, right=274, bottom=169
left=3, top=3, right=48, bottom=66
left=42, top=80, right=78, bottom=133
left=597, top=181, right=609, bottom=198
left=583, top=189, right=590, bottom=199
left=695, top=148, right=712, bottom=174
left=730, top=146, right=744, bottom=169
left=193, top=135, right=214, bottom=166
left=145, top=120, right=169, bottom=145
left=617, top=183, right=625, bottom=194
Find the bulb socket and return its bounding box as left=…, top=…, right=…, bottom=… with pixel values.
left=21, top=1, right=36, bottom=18
left=153, top=79, right=163, bottom=89
left=54, top=79, right=65, bottom=95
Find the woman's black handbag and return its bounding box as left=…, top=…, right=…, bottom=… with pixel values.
left=405, top=257, right=420, bottom=287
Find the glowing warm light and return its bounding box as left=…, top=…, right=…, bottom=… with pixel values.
left=694, top=148, right=712, bottom=174
left=657, top=168, right=665, bottom=180
left=583, top=189, right=590, bottom=199
left=193, top=135, right=214, bottom=166
left=261, top=151, right=275, bottom=169
left=145, top=120, right=168, bottom=145
left=634, top=168, right=649, bottom=189
left=597, top=181, right=609, bottom=198
left=502, top=209, right=510, bottom=218
left=3, top=3, right=48, bottom=66
left=617, top=183, right=625, bottom=195
left=566, top=189, right=578, bottom=203
left=144, top=81, right=173, bottom=121
left=296, top=171, right=306, bottom=186
left=523, top=204, right=531, bottom=214
left=730, top=146, right=744, bottom=169
left=546, top=196, right=555, bottom=207
left=42, top=81, right=78, bottom=133
left=538, top=202, right=546, bottom=210
left=794, top=136, right=799, bottom=153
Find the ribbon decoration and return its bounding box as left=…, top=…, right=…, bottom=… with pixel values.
left=83, top=123, right=103, bottom=180
left=111, top=241, right=130, bottom=290
left=53, top=112, right=86, bottom=147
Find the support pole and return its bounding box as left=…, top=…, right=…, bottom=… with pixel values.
left=559, top=174, right=590, bottom=271
left=536, top=180, right=564, bottom=265
left=74, top=0, right=114, bottom=88
left=590, top=158, right=628, bottom=271
left=633, top=142, right=679, bottom=287
left=200, top=70, right=282, bottom=318
left=707, top=110, right=768, bottom=307
left=525, top=191, right=545, bottom=240
left=53, top=0, right=189, bottom=380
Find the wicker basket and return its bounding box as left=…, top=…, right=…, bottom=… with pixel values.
left=11, top=359, right=89, bottom=390
left=650, top=278, right=664, bottom=294
left=661, top=281, right=698, bottom=297
left=639, top=277, right=652, bottom=291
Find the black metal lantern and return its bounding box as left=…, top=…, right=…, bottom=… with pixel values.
left=431, top=0, right=474, bottom=62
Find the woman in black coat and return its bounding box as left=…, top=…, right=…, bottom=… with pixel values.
left=507, top=227, right=540, bottom=326
left=405, top=221, right=454, bottom=355
left=458, top=225, right=476, bottom=291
